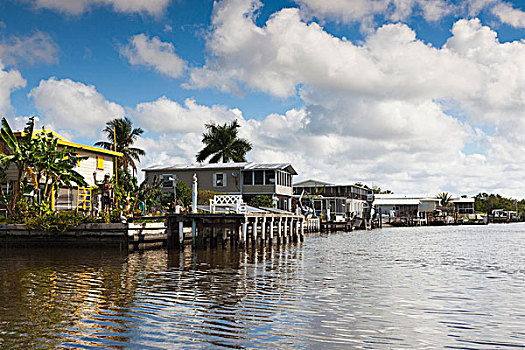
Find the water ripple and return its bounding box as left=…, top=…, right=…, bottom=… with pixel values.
left=1, top=225, right=525, bottom=348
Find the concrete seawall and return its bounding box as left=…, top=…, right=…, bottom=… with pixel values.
left=0, top=222, right=167, bottom=250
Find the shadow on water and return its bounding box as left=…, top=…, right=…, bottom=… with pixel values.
left=1, top=225, right=525, bottom=349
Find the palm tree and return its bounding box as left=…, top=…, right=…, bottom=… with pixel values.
left=196, top=120, right=252, bottom=163
left=0, top=117, right=37, bottom=215
left=436, top=192, right=453, bottom=207
left=95, top=117, right=145, bottom=176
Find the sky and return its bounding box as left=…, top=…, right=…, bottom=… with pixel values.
left=1, top=0, right=525, bottom=197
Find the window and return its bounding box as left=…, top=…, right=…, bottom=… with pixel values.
left=214, top=173, right=226, bottom=187
left=96, top=156, right=104, bottom=170
left=161, top=174, right=174, bottom=188
left=243, top=171, right=253, bottom=185
left=254, top=171, right=264, bottom=185
left=265, top=170, right=275, bottom=185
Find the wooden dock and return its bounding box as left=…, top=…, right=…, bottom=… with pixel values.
left=166, top=213, right=321, bottom=248
left=0, top=214, right=323, bottom=251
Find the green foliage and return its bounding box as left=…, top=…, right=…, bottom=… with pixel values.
left=436, top=192, right=453, bottom=206
left=176, top=180, right=192, bottom=207
left=23, top=211, right=103, bottom=232
left=474, top=193, right=523, bottom=213
left=94, top=117, right=145, bottom=176
left=0, top=117, right=87, bottom=217
left=198, top=190, right=219, bottom=205
left=196, top=119, right=252, bottom=163
left=110, top=172, right=164, bottom=217
left=249, top=195, right=274, bottom=208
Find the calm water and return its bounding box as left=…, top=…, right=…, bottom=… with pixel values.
left=1, top=224, right=525, bottom=349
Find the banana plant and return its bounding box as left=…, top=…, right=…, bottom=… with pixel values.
left=0, top=117, right=38, bottom=216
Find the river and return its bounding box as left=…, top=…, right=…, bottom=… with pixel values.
left=1, top=224, right=525, bottom=349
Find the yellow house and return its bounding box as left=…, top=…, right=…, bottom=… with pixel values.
left=1, top=130, right=122, bottom=211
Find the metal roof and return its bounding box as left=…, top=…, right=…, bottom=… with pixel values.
left=452, top=197, right=475, bottom=203
left=245, top=163, right=297, bottom=175
left=374, top=199, right=421, bottom=206
left=143, top=162, right=298, bottom=174
left=374, top=194, right=438, bottom=200
left=294, top=179, right=334, bottom=187
left=143, top=162, right=250, bottom=171
left=293, top=178, right=369, bottom=190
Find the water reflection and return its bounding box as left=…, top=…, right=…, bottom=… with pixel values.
left=1, top=225, right=525, bottom=349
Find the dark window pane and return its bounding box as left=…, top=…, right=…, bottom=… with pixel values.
left=265, top=170, right=275, bottom=184
left=254, top=171, right=264, bottom=185
left=243, top=171, right=252, bottom=185
left=215, top=173, right=224, bottom=187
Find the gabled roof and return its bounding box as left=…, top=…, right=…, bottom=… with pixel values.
left=13, top=130, right=123, bottom=157
left=294, top=179, right=334, bottom=187
left=143, top=162, right=298, bottom=175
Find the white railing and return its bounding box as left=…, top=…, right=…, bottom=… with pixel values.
left=210, top=195, right=246, bottom=214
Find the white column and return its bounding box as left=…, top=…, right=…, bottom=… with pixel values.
left=269, top=218, right=274, bottom=241
left=179, top=221, right=184, bottom=244
left=252, top=218, right=258, bottom=241
left=242, top=222, right=247, bottom=244
left=261, top=218, right=266, bottom=241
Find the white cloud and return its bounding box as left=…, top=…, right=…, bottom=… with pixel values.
left=183, top=0, right=525, bottom=196
left=491, top=2, right=525, bottom=28
left=27, top=0, right=171, bottom=16
left=28, top=77, right=124, bottom=137
left=133, top=96, right=239, bottom=133
left=189, top=2, right=481, bottom=100
left=295, top=0, right=453, bottom=26
left=0, top=61, right=26, bottom=115
left=121, top=34, right=186, bottom=78
left=0, top=31, right=59, bottom=66
left=131, top=97, right=244, bottom=166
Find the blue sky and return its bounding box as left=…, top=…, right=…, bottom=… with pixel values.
left=1, top=0, right=525, bottom=196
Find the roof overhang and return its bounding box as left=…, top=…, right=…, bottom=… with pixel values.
left=13, top=130, right=123, bottom=157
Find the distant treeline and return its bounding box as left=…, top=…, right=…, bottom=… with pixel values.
left=474, top=193, right=524, bottom=213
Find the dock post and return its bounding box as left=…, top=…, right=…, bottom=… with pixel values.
left=261, top=218, right=266, bottom=242
left=192, top=219, right=196, bottom=247
left=300, top=218, right=305, bottom=241
left=269, top=218, right=274, bottom=242
left=289, top=218, right=294, bottom=242
left=211, top=225, right=217, bottom=247
left=167, top=217, right=173, bottom=248
left=252, top=218, right=258, bottom=243
left=222, top=226, right=228, bottom=246
left=281, top=217, right=286, bottom=243
left=178, top=221, right=184, bottom=246
left=236, top=222, right=242, bottom=245
left=295, top=219, right=300, bottom=242
left=278, top=217, right=282, bottom=244
left=241, top=222, right=247, bottom=246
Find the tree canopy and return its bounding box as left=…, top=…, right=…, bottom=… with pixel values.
left=196, top=120, right=252, bottom=163
left=95, top=117, right=145, bottom=176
